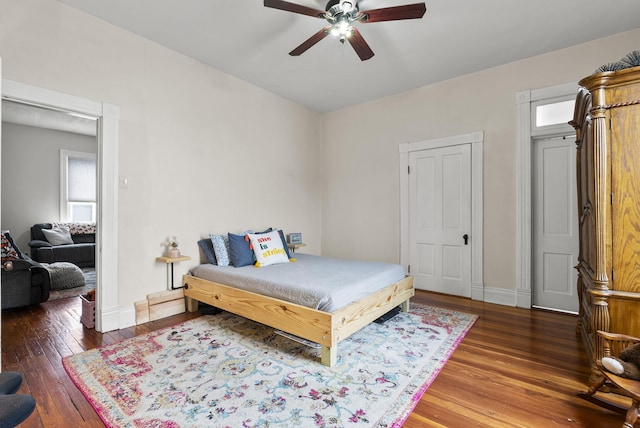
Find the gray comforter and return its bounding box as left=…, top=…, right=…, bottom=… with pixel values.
left=189, top=253, right=406, bottom=312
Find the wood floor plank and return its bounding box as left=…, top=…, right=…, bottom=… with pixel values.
left=1, top=291, right=634, bottom=427
left=55, top=367, right=104, bottom=426
left=20, top=353, right=87, bottom=427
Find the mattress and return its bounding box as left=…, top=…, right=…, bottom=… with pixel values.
left=189, top=253, right=406, bottom=312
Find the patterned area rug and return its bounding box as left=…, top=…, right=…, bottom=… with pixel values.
left=63, top=303, right=477, bottom=427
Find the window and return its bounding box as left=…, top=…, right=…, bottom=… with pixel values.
left=535, top=99, right=575, bottom=127
left=61, top=150, right=96, bottom=222
left=531, top=96, right=575, bottom=136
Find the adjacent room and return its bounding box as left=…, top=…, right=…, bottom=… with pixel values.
left=2, top=101, right=97, bottom=306
left=1, top=0, right=640, bottom=426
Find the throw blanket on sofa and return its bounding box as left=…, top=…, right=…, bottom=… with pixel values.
left=52, top=222, right=96, bottom=235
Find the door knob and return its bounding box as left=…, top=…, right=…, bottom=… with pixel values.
left=463, top=234, right=469, bottom=245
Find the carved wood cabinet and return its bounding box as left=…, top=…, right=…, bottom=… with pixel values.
left=571, top=66, right=640, bottom=382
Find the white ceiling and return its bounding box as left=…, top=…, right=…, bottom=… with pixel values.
left=2, top=100, right=97, bottom=136
left=52, top=0, right=640, bottom=112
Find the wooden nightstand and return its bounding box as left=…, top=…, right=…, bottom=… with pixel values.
left=156, top=255, right=191, bottom=290
left=286, top=243, right=306, bottom=253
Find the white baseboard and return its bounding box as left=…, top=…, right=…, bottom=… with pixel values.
left=119, top=306, right=137, bottom=329
left=471, top=282, right=484, bottom=301
left=482, top=286, right=517, bottom=307
left=516, top=287, right=532, bottom=309
left=98, top=305, right=121, bottom=332
left=97, top=305, right=136, bottom=332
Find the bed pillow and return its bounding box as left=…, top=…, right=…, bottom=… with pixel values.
left=228, top=228, right=273, bottom=267
left=210, top=234, right=230, bottom=266
left=197, top=238, right=217, bottom=265
left=42, top=227, right=74, bottom=245
left=228, top=233, right=254, bottom=267
left=276, top=229, right=292, bottom=259
left=248, top=230, right=291, bottom=267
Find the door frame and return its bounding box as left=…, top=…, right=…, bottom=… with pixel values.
left=516, top=82, right=577, bottom=308
left=399, top=131, right=484, bottom=300
left=1, top=79, right=120, bottom=332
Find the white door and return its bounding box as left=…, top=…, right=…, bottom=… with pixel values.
left=532, top=136, right=579, bottom=312
left=409, top=144, right=471, bottom=296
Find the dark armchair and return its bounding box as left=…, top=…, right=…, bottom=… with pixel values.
left=1, top=231, right=50, bottom=310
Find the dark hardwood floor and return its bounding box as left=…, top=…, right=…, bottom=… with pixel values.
left=1, top=291, right=630, bottom=427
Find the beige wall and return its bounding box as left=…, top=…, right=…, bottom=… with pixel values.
left=1, top=0, right=639, bottom=317
left=320, top=28, right=640, bottom=295
left=0, top=0, right=322, bottom=312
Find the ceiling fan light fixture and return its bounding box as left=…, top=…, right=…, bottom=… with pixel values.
left=331, top=19, right=353, bottom=42
left=339, top=20, right=351, bottom=34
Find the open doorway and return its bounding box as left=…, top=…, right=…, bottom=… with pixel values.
left=1, top=79, right=120, bottom=332
left=1, top=100, right=98, bottom=301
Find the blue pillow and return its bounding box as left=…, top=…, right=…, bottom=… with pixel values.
left=228, top=233, right=254, bottom=267
left=276, top=229, right=292, bottom=259
left=227, top=228, right=274, bottom=267
left=197, top=238, right=217, bottom=265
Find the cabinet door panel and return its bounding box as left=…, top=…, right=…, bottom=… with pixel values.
left=611, top=104, right=640, bottom=292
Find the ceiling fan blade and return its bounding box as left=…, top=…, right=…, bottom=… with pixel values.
left=289, top=27, right=331, bottom=56
left=347, top=27, right=374, bottom=61
left=264, top=0, right=326, bottom=18
left=359, top=3, right=426, bottom=23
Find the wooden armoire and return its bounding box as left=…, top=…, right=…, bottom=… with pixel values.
left=571, top=66, right=640, bottom=382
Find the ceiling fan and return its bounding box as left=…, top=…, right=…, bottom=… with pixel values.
left=264, top=0, right=427, bottom=61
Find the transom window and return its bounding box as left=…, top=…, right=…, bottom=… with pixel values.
left=531, top=97, right=575, bottom=136
left=535, top=99, right=575, bottom=127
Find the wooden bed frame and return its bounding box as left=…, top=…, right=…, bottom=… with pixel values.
left=182, top=273, right=414, bottom=367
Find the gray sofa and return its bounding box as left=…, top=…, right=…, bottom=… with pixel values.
left=28, top=223, right=95, bottom=268
left=1, top=231, right=50, bottom=310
